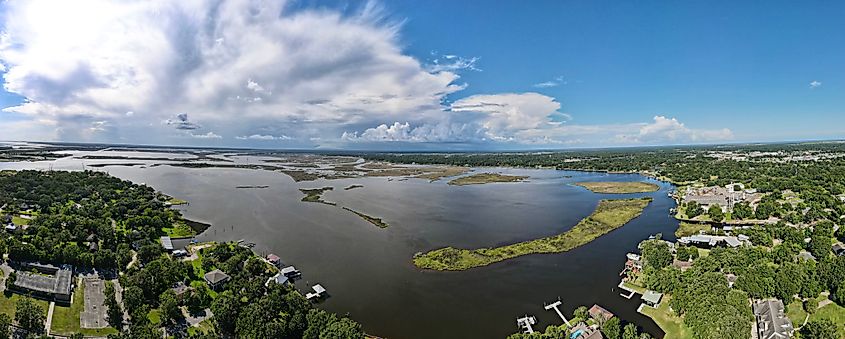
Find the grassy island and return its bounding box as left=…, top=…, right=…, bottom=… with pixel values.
left=344, top=184, right=364, bottom=190
left=299, top=187, right=336, bottom=205
left=342, top=206, right=389, bottom=228
left=414, top=197, right=652, bottom=270
left=446, top=173, right=528, bottom=186
left=574, top=181, right=659, bottom=194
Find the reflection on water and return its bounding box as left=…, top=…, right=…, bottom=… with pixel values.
left=1, top=151, right=679, bottom=339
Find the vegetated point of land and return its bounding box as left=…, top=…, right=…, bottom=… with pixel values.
left=413, top=197, right=652, bottom=270
left=574, top=181, right=659, bottom=194
left=446, top=173, right=528, bottom=186
left=298, top=187, right=336, bottom=205
left=342, top=206, right=389, bottom=228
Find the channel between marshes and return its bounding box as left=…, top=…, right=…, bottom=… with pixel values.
left=413, top=197, right=652, bottom=270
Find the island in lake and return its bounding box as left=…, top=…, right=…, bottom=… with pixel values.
left=414, top=197, right=652, bottom=270
left=447, top=173, right=528, bottom=186
left=574, top=181, right=659, bottom=194
left=299, top=187, right=336, bottom=205
left=342, top=206, right=389, bottom=228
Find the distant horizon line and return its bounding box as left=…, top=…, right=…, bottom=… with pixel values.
left=2, top=138, right=844, bottom=154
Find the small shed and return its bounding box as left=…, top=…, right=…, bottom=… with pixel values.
left=641, top=290, right=663, bottom=306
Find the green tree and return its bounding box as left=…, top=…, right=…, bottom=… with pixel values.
left=685, top=202, right=703, bottom=218
left=105, top=282, right=123, bottom=329
left=159, top=290, right=181, bottom=325
left=318, top=317, right=362, bottom=339
left=642, top=240, right=672, bottom=269
left=15, top=296, right=45, bottom=335
left=0, top=313, right=10, bottom=339
left=304, top=309, right=337, bottom=339
left=707, top=205, right=724, bottom=222
left=800, top=319, right=837, bottom=339
left=622, top=323, right=639, bottom=339
left=732, top=202, right=752, bottom=220
left=211, top=291, right=239, bottom=334
left=122, top=286, right=144, bottom=318
left=602, top=317, right=621, bottom=339
left=804, top=297, right=818, bottom=315
left=573, top=306, right=589, bottom=322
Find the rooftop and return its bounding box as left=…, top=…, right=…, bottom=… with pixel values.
left=160, top=236, right=173, bottom=250
left=641, top=290, right=663, bottom=304
left=203, top=269, right=231, bottom=285
left=15, top=269, right=72, bottom=297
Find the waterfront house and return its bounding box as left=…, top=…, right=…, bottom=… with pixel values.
left=588, top=304, right=614, bottom=322
left=266, top=254, right=282, bottom=267
left=265, top=272, right=290, bottom=287
left=569, top=322, right=604, bottom=339
left=641, top=290, right=663, bottom=307
left=203, top=269, right=231, bottom=290
left=678, top=235, right=742, bottom=248
left=753, top=299, right=793, bottom=339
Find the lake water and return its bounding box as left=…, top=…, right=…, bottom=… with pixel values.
left=1, top=152, right=679, bottom=339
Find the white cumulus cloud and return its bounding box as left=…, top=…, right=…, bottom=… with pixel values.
left=0, top=0, right=463, bottom=144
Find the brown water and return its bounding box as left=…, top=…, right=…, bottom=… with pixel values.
left=1, top=152, right=679, bottom=339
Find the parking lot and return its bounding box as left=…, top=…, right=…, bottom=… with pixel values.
left=80, top=278, right=108, bottom=328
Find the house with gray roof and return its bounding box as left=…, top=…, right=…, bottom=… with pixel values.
left=753, top=299, right=794, bottom=339
left=203, top=269, right=231, bottom=290
left=13, top=268, right=73, bottom=304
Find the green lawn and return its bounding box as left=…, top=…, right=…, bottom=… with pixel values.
left=785, top=299, right=807, bottom=328
left=623, top=281, right=647, bottom=294
left=0, top=292, right=49, bottom=320
left=414, top=198, right=652, bottom=270
left=162, top=221, right=196, bottom=238
left=810, top=302, right=845, bottom=337
left=11, top=216, right=30, bottom=225
left=674, top=222, right=710, bottom=237
left=51, top=280, right=118, bottom=336
left=638, top=296, right=694, bottom=339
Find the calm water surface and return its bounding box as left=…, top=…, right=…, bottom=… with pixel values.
left=2, top=155, right=679, bottom=339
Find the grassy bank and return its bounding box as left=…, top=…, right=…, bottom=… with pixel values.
left=414, top=197, right=652, bottom=270
left=446, top=173, right=528, bottom=186
left=674, top=222, right=711, bottom=237
left=574, top=181, right=659, bottom=194
left=638, top=295, right=694, bottom=339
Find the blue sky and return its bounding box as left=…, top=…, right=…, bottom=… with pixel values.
left=0, top=0, right=842, bottom=149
